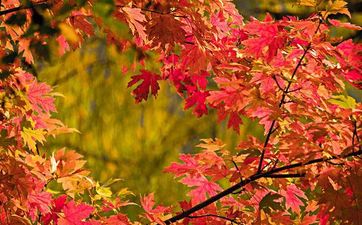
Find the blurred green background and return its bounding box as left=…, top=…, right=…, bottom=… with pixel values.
left=36, top=0, right=362, bottom=218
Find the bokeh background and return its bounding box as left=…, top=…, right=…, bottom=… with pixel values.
left=37, top=0, right=362, bottom=218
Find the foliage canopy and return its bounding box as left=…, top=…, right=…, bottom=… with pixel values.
left=0, top=0, right=361, bottom=224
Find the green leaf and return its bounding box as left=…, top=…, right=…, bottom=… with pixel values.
left=259, top=193, right=283, bottom=213
left=328, top=95, right=356, bottom=109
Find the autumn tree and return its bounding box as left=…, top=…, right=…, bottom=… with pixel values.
left=0, top=0, right=361, bottom=224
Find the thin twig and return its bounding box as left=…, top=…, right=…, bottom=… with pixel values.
left=272, top=75, right=285, bottom=93
left=232, top=159, right=243, bottom=182
left=256, top=19, right=322, bottom=173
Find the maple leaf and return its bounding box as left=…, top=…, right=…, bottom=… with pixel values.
left=211, top=11, right=230, bottom=39
left=243, top=16, right=287, bottom=61
left=141, top=193, right=171, bottom=224
left=127, top=70, right=161, bottom=103
left=344, top=70, right=362, bottom=89
left=103, top=214, right=130, bottom=225
left=336, top=40, right=362, bottom=69
left=164, top=154, right=199, bottom=177
left=190, top=71, right=209, bottom=90
left=147, top=14, right=186, bottom=50
left=69, top=11, right=94, bottom=36
left=298, top=0, right=318, bottom=7
left=56, top=35, right=71, bottom=55
left=184, top=90, right=209, bottom=117
left=58, top=200, right=93, bottom=225
left=21, top=128, right=46, bottom=152
left=180, top=45, right=208, bottom=72
left=27, top=82, right=56, bottom=113
left=227, top=112, right=242, bottom=133
left=181, top=175, right=222, bottom=202
left=18, top=39, right=33, bottom=64
left=196, top=138, right=225, bottom=152
left=322, top=0, right=351, bottom=18
left=279, top=184, right=307, bottom=213
left=42, top=195, right=67, bottom=225
left=122, top=7, right=147, bottom=43
left=250, top=72, right=276, bottom=95
left=55, top=149, right=87, bottom=177
left=27, top=191, right=52, bottom=221
left=329, top=19, right=362, bottom=30
left=251, top=107, right=274, bottom=134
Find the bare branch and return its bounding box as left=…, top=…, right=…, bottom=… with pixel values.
left=264, top=173, right=305, bottom=178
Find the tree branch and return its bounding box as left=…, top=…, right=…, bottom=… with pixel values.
left=257, top=19, right=322, bottom=173
left=0, top=1, right=49, bottom=16
left=164, top=148, right=362, bottom=224
left=264, top=173, right=305, bottom=178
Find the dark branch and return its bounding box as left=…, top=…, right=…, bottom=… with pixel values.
left=0, top=1, right=49, bottom=16
left=257, top=43, right=311, bottom=173
left=257, top=18, right=322, bottom=173
left=164, top=148, right=362, bottom=224
left=264, top=173, right=305, bottom=178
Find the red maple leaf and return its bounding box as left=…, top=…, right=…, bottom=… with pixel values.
left=27, top=191, right=52, bottom=221
left=181, top=175, right=222, bottom=203
left=42, top=195, right=67, bottom=225
left=227, top=112, right=242, bottom=133
left=103, top=214, right=130, bottom=225
left=184, top=90, right=209, bottom=117
left=243, top=15, right=287, bottom=61
left=58, top=200, right=93, bottom=225
left=329, top=19, right=362, bottom=30
left=127, top=70, right=161, bottom=103
left=141, top=193, right=171, bottom=224
left=164, top=154, right=199, bottom=177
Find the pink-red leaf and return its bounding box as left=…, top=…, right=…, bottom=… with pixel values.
left=279, top=184, right=307, bottom=213
left=58, top=201, right=93, bottom=225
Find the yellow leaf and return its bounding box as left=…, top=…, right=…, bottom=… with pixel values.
left=59, top=23, right=79, bottom=43
left=117, top=187, right=135, bottom=197
left=196, top=138, right=225, bottom=151
left=323, top=0, right=351, bottom=18
left=21, top=128, right=46, bottom=152
left=96, top=184, right=113, bottom=198
left=299, top=0, right=317, bottom=7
